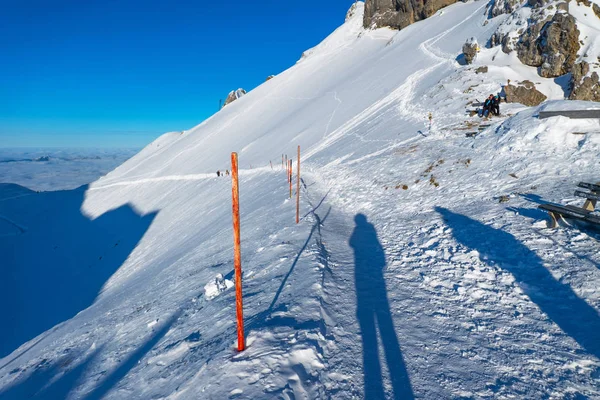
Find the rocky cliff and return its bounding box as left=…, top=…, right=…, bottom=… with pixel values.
left=490, top=0, right=600, bottom=102
left=363, top=0, right=459, bottom=29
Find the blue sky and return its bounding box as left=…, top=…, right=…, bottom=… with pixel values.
left=1, top=0, right=356, bottom=148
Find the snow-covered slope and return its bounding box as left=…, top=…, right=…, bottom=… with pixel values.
left=2, top=2, right=600, bottom=399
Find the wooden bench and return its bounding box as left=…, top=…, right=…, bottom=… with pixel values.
left=538, top=182, right=600, bottom=228
left=538, top=110, right=600, bottom=120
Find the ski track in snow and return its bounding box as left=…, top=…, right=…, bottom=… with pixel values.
left=89, top=168, right=270, bottom=190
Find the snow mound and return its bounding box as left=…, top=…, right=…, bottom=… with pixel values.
left=204, top=274, right=234, bottom=300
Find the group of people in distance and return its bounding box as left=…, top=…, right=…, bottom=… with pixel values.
left=216, top=170, right=230, bottom=177
left=479, top=94, right=500, bottom=118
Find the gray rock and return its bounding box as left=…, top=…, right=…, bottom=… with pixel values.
left=569, top=62, right=600, bottom=101
left=462, top=38, right=479, bottom=65
left=516, top=12, right=580, bottom=78
left=528, top=0, right=550, bottom=8
left=504, top=81, right=547, bottom=106
left=476, top=66, right=489, bottom=74
left=223, top=89, right=246, bottom=107
left=593, top=3, right=600, bottom=18
left=491, top=31, right=516, bottom=54
left=491, top=0, right=521, bottom=17
left=364, top=0, right=459, bottom=30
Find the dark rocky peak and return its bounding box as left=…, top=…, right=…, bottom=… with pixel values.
left=363, top=0, right=460, bottom=30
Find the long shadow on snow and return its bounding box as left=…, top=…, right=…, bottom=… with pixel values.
left=350, top=214, right=414, bottom=400
left=436, top=207, right=600, bottom=358
left=0, top=312, right=179, bottom=400
left=243, top=191, right=332, bottom=344
left=0, top=183, right=157, bottom=359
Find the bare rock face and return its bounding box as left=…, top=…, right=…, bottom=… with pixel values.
left=515, top=19, right=547, bottom=66
left=462, top=38, right=479, bottom=65
left=223, top=89, right=246, bottom=107
left=527, top=0, right=551, bottom=7
left=570, top=62, right=600, bottom=101
left=490, top=30, right=518, bottom=54
left=491, top=0, right=521, bottom=17
left=364, top=0, right=459, bottom=30
left=593, top=3, right=600, bottom=18
left=516, top=12, right=580, bottom=78
left=504, top=80, right=547, bottom=106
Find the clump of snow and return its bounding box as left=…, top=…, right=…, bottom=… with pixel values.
left=204, top=274, right=234, bottom=300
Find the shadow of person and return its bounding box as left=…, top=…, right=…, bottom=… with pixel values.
left=436, top=207, right=600, bottom=359
left=350, top=214, right=414, bottom=400
left=0, top=184, right=157, bottom=359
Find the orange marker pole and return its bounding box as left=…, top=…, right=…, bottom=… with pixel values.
left=296, top=146, right=300, bottom=224
left=231, top=152, right=245, bottom=352
left=289, top=159, right=293, bottom=199
left=285, top=155, right=288, bottom=179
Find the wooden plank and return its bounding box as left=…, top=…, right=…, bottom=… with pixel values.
left=540, top=204, right=587, bottom=218
left=539, top=203, right=600, bottom=225
left=578, top=182, right=600, bottom=192
left=564, top=204, right=592, bottom=214
left=539, top=110, right=600, bottom=120
left=574, top=190, right=600, bottom=201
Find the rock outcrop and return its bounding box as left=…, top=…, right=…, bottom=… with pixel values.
left=346, top=2, right=360, bottom=21
left=504, top=81, right=547, bottom=106
left=488, top=0, right=599, bottom=101
left=569, top=62, right=600, bottom=101
left=223, top=89, right=246, bottom=107
left=364, top=0, right=459, bottom=30
left=490, top=0, right=521, bottom=17
left=515, top=12, right=580, bottom=78
left=462, top=38, right=479, bottom=64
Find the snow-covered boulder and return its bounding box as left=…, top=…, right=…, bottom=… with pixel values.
left=570, top=62, right=600, bottom=101
left=490, top=0, right=521, bottom=17
left=204, top=274, right=234, bottom=300
left=462, top=38, right=479, bottom=64
left=223, top=88, right=247, bottom=107
left=516, top=12, right=580, bottom=78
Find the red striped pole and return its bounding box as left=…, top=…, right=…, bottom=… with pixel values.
left=231, top=152, right=245, bottom=352
left=296, top=146, right=300, bottom=224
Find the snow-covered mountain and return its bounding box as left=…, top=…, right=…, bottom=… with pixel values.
left=1, top=1, right=599, bottom=399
